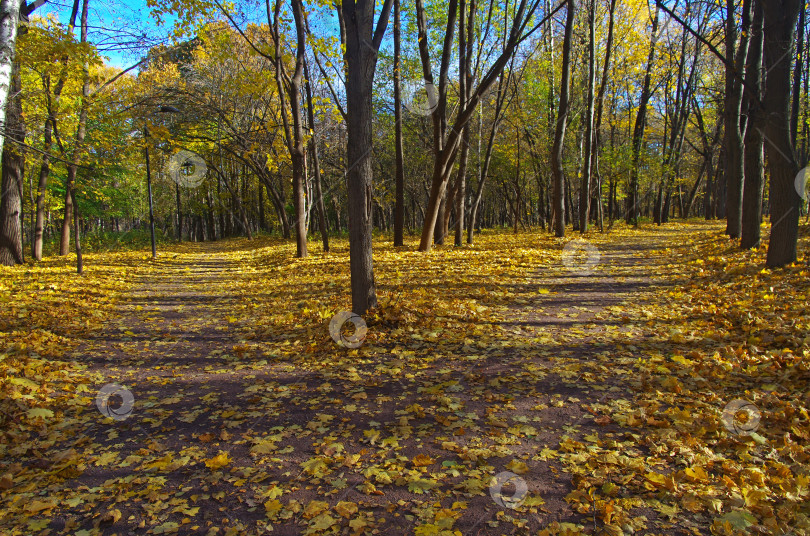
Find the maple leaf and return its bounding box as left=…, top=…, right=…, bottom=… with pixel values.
left=204, top=451, right=232, bottom=470
left=408, top=478, right=439, bottom=494
left=334, top=500, right=358, bottom=518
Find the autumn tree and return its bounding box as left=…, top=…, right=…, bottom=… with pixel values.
left=0, top=60, right=23, bottom=265
left=416, top=0, right=560, bottom=251
left=740, top=0, right=764, bottom=249
left=723, top=0, right=751, bottom=239
left=763, top=0, right=802, bottom=266
left=340, top=0, right=393, bottom=313
left=627, top=4, right=659, bottom=226
left=552, top=0, right=574, bottom=237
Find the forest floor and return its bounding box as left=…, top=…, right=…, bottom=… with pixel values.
left=0, top=221, right=808, bottom=536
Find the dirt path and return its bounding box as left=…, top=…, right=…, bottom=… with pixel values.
left=490, top=228, right=702, bottom=534
left=29, top=229, right=700, bottom=536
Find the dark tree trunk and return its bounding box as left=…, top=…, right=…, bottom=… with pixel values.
left=0, top=61, right=24, bottom=266
left=552, top=0, right=575, bottom=237
left=591, top=0, right=617, bottom=233
left=763, top=0, right=802, bottom=266
left=60, top=0, right=90, bottom=260
left=393, top=0, right=405, bottom=247
left=176, top=183, right=183, bottom=241
left=579, top=0, right=596, bottom=233
left=304, top=59, right=329, bottom=252
left=341, top=0, right=392, bottom=313
left=290, top=0, right=308, bottom=257
left=791, top=1, right=805, bottom=146
left=724, top=0, right=753, bottom=238
left=455, top=0, right=473, bottom=247
left=741, top=0, right=765, bottom=249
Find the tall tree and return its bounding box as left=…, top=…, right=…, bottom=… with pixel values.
left=59, top=0, right=90, bottom=259
left=32, top=0, right=82, bottom=260
left=393, top=0, right=405, bottom=247
left=741, top=0, right=764, bottom=249
left=467, top=68, right=513, bottom=245
left=415, top=0, right=558, bottom=251
left=454, top=0, right=474, bottom=246
left=340, top=0, right=393, bottom=313
left=270, top=0, right=308, bottom=258
left=627, top=3, right=660, bottom=226
left=590, top=0, right=617, bottom=233
left=552, top=0, right=574, bottom=237
left=304, top=59, right=329, bottom=253
left=723, top=0, right=752, bottom=239
left=0, top=0, right=22, bottom=160
left=763, top=0, right=802, bottom=267
left=579, top=0, right=596, bottom=233
left=0, top=60, right=23, bottom=266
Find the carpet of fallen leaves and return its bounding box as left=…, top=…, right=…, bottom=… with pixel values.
left=0, top=221, right=808, bottom=536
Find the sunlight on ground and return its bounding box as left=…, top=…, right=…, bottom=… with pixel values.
left=0, top=221, right=807, bottom=535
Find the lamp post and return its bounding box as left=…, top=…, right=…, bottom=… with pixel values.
left=143, top=105, right=181, bottom=259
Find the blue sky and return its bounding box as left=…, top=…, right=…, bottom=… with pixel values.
left=35, top=0, right=178, bottom=69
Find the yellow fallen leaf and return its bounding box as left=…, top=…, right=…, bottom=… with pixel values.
left=25, top=500, right=56, bottom=514
left=264, top=499, right=283, bottom=519
left=334, top=500, right=358, bottom=518
left=506, top=459, right=529, bottom=474
left=303, top=500, right=329, bottom=519
left=101, top=509, right=122, bottom=523
left=204, top=451, right=231, bottom=470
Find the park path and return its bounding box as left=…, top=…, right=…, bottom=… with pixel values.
left=36, top=228, right=701, bottom=535
left=485, top=227, right=701, bottom=534
left=50, top=244, right=287, bottom=533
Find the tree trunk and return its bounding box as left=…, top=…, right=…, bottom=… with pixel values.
left=416, top=0, right=554, bottom=251
left=341, top=0, right=392, bottom=313
left=552, top=0, right=575, bottom=237
left=763, top=0, right=802, bottom=267
left=290, top=0, right=308, bottom=257
left=176, top=183, right=182, bottom=241
left=304, top=59, right=329, bottom=252
left=393, top=0, right=405, bottom=247
left=455, top=128, right=468, bottom=246
left=591, top=0, right=617, bottom=233
left=33, top=15, right=78, bottom=261
left=71, top=182, right=82, bottom=273
left=455, top=0, right=473, bottom=247
left=0, top=60, right=23, bottom=266
left=270, top=0, right=307, bottom=256
left=791, top=1, right=805, bottom=146
left=0, top=0, right=21, bottom=161
left=741, top=0, right=764, bottom=249
left=627, top=5, right=659, bottom=226
left=724, top=0, right=753, bottom=238
left=467, top=72, right=508, bottom=245
left=60, top=0, right=90, bottom=257
left=579, top=0, right=596, bottom=233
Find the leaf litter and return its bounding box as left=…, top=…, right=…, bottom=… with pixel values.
left=0, top=222, right=807, bottom=535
